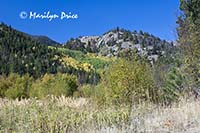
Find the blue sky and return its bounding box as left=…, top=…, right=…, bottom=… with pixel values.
left=0, top=0, right=180, bottom=43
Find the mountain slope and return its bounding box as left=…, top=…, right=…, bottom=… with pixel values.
left=0, top=23, right=101, bottom=84
left=0, top=23, right=62, bottom=78
left=30, top=35, right=60, bottom=46
left=65, top=28, right=174, bottom=63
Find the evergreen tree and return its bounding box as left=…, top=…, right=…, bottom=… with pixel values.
left=177, top=0, right=200, bottom=86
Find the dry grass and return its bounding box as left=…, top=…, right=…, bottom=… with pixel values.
left=0, top=97, right=200, bottom=132
left=129, top=98, right=200, bottom=132
left=0, top=95, right=88, bottom=109
left=0, top=96, right=130, bottom=132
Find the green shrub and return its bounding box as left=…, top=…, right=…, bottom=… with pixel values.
left=29, top=73, right=78, bottom=98
left=0, top=75, right=11, bottom=97
left=75, top=84, right=94, bottom=98
left=161, top=67, right=187, bottom=104
left=93, top=83, right=108, bottom=105
left=0, top=73, right=33, bottom=99
left=96, top=55, right=160, bottom=105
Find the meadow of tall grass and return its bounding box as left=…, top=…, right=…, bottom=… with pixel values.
left=0, top=96, right=200, bottom=132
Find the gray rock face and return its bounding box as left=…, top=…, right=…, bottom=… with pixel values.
left=65, top=28, right=174, bottom=62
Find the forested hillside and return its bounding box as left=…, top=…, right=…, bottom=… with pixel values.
left=0, top=23, right=62, bottom=78
left=0, top=23, right=102, bottom=86
left=0, top=21, right=182, bottom=101
left=30, top=35, right=60, bottom=46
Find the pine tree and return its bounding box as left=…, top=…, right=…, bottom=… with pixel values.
left=177, top=0, right=200, bottom=85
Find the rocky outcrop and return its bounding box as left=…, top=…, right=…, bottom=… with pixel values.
left=65, top=28, right=174, bottom=62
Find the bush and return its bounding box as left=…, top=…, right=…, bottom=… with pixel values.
left=161, top=67, right=187, bottom=104
left=93, top=83, right=108, bottom=105
left=75, top=84, right=94, bottom=98
left=0, top=73, right=33, bottom=99
left=29, top=73, right=78, bottom=98
left=96, top=55, right=160, bottom=105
